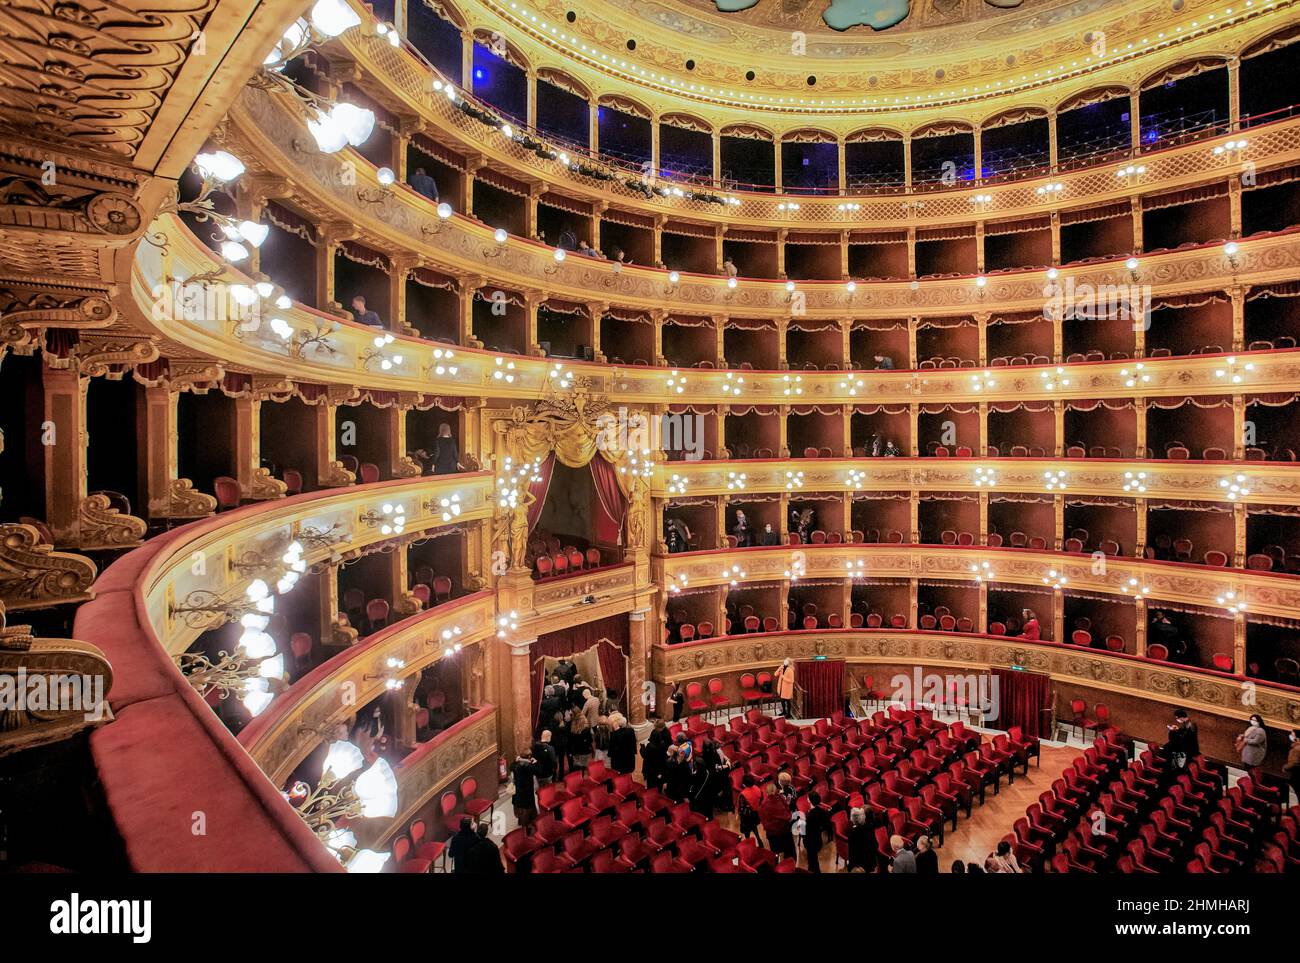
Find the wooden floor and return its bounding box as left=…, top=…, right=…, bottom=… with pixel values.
left=494, top=717, right=1080, bottom=873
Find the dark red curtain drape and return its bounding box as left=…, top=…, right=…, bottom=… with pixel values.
left=796, top=659, right=844, bottom=720
left=530, top=615, right=630, bottom=728
left=588, top=455, right=626, bottom=545
left=526, top=454, right=555, bottom=534
left=989, top=667, right=1052, bottom=738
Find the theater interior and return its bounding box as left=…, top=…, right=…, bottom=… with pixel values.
left=1, top=0, right=1300, bottom=885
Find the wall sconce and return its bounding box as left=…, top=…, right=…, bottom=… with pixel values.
left=548, top=364, right=572, bottom=389
left=1214, top=356, right=1254, bottom=384
left=721, top=371, right=744, bottom=395
left=1114, top=164, right=1146, bottom=186
left=974, top=466, right=996, bottom=487
left=162, top=151, right=269, bottom=265
left=544, top=247, right=566, bottom=275
left=1122, top=471, right=1148, bottom=493
left=1211, top=138, right=1248, bottom=161
left=667, top=474, right=688, bottom=496
left=837, top=202, right=861, bottom=214
left=783, top=280, right=798, bottom=303
left=840, top=376, right=864, bottom=396
left=297, top=522, right=347, bottom=552
left=666, top=573, right=688, bottom=595
left=1223, top=240, right=1240, bottom=271
left=1216, top=590, right=1246, bottom=614
left=174, top=621, right=287, bottom=716
left=845, top=559, right=866, bottom=580
left=362, top=333, right=404, bottom=371
left=1219, top=473, right=1250, bottom=500
left=666, top=270, right=681, bottom=294
left=292, top=741, right=399, bottom=838
left=1120, top=363, right=1149, bottom=388
left=784, top=470, right=804, bottom=490
left=1124, top=256, right=1140, bottom=282
left=427, top=493, right=461, bottom=522
left=1042, top=568, right=1068, bottom=590
left=970, top=193, right=993, bottom=212
left=492, top=357, right=517, bottom=384
left=974, top=275, right=987, bottom=296
left=357, top=166, right=396, bottom=204
left=366, top=656, right=407, bottom=690
left=777, top=201, right=801, bottom=215
left=1120, top=577, right=1149, bottom=596
left=726, top=471, right=747, bottom=491
left=496, top=610, right=520, bottom=638
left=419, top=202, right=454, bottom=238
left=845, top=280, right=858, bottom=299
left=970, top=560, right=994, bottom=583
left=428, top=347, right=458, bottom=378
left=1039, top=366, right=1071, bottom=391
left=1033, top=183, right=1064, bottom=199
left=847, top=468, right=867, bottom=490
left=666, top=370, right=687, bottom=394
left=360, top=502, right=406, bottom=535
left=722, top=564, right=747, bottom=587
left=782, top=374, right=803, bottom=396
left=970, top=371, right=995, bottom=392
left=439, top=625, right=464, bottom=657
left=1043, top=470, right=1067, bottom=492
left=482, top=227, right=508, bottom=258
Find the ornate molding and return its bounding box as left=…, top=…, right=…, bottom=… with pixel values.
left=0, top=524, right=97, bottom=611
left=150, top=477, right=217, bottom=519
left=247, top=467, right=288, bottom=501
left=652, top=630, right=1300, bottom=728
left=77, top=494, right=148, bottom=550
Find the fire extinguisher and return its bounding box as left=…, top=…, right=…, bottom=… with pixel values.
left=498, top=754, right=509, bottom=784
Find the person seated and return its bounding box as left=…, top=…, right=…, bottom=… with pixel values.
left=408, top=167, right=439, bottom=202
left=759, top=523, right=780, bottom=546
left=349, top=294, right=383, bottom=327
left=881, top=438, right=901, bottom=457
left=873, top=354, right=895, bottom=370
left=557, top=227, right=578, bottom=251
left=723, top=256, right=738, bottom=278
left=1019, top=608, right=1041, bottom=641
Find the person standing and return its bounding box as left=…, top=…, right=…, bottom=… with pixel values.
left=759, top=783, right=796, bottom=861
left=737, top=775, right=764, bottom=842
left=668, top=682, right=685, bottom=722
left=531, top=730, right=557, bottom=785
left=888, top=835, right=916, bottom=873
left=845, top=807, right=876, bottom=873
left=568, top=711, right=593, bottom=769
left=915, top=835, right=939, bottom=874
left=663, top=745, right=691, bottom=802
left=431, top=423, right=461, bottom=475
left=774, top=658, right=796, bottom=717
left=408, top=167, right=439, bottom=202
left=1166, top=708, right=1200, bottom=770
left=733, top=509, right=752, bottom=547
left=463, top=823, right=503, bottom=874
left=447, top=816, right=478, bottom=874
left=1284, top=729, right=1300, bottom=803
left=803, top=791, right=832, bottom=873
left=1236, top=714, right=1267, bottom=773
left=641, top=720, right=672, bottom=789
left=608, top=712, right=637, bottom=774
left=511, top=749, right=540, bottom=829
left=349, top=294, right=383, bottom=327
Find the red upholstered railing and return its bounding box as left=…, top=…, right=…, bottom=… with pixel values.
left=75, top=515, right=348, bottom=873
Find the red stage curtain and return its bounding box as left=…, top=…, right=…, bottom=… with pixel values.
left=796, top=659, right=844, bottom=719
left=990, top=667, right=1052, bottom=738
left=526, top=454, right=555, bottom=534
left=530, top=615, right=630, bottom=728
left=588, top=455, right=626, bottom=545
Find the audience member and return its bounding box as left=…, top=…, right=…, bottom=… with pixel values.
left=915, top=834, right=939, bottom=874
left=1165, top=707, right=1199, bottom=769
left=349, top=294, right=383, bottom=327
left=881, top=438, right=901, bottom=457
left=1020, top=608, right=1040, bottom=641
left=430, top=422, right=461, bottom=475
left=463, top=822, right=503, bottom=874
left=447, top=815, right=477, bottom=873
left=759, top=783, right=796, bottom=860
left=1236, top=713, right=1267, bottom=773
left=774, top=658, right=795, bottom=717
left=846, top=807, right=876, bottom=872
left=873, top=354, right=895, bottom=370
left=951, top=859, right=967, bottom=874
left=640, top=719, right=672, bottom=788
left=667, top=681, right=685, bottom=721
left=723, top=256, right=738, bottom=278
left=511, top=749, right=539, bottom=828
left=760, top=522, right=780, bottom=546
left=408, top=167, right=439, bottom=201
left=888, top=835, right=916, bottom=873
left=732, top=509, right=752, bottom=547
left=531, top=729, right=557, bottom=784
left=738, top=775, right=764, bottom=842
left=568, top=710, right=593, bottom=768
left=984, top=839, right=1022, bottom=873
left=663, top=745, right=691, bottom=802
left=803, top=791, right=832, bottom=873
left=608, top=712, right=637, bottom=774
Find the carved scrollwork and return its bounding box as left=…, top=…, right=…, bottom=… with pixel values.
left=393, top=455, right=423, bottom=479
left=0, top=523, right=97, bottom=610
left=73, top=336, right=159, bottom=379
left=152, top=477, right=217, bottom=519
left=320, top=460, right=357, bottom=487
left=247, top=467, right=288, bottom=500
left=77, top=494, right=147, bottom=549
left=0, top=287, right=116, bottom=330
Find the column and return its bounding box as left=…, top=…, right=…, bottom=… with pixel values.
left=975, top=221, right=985, bottom=274
left=1134, top=597, right=1148, bottom=657
left=1227, top=57, right=1241, bottom=132
left=589, top=99, right=599, bottom=152
left=712, top=132, right=721, bottom=185
left=1230, top=286, right=1245, bottom=353
left=978, top=581, right=988, bottom=633
left=973, top=126, right=983, bottom=181
left=1053, top=400, right=1065, bottom=458
left=776, top=228, right=787, bottom=278
left=977, top=401, right=989, bottom=455
left=1047, top=109, right=1059, bottom=172
left=458, top=276, right=483, bottom=348
left=651, top=308, right=665, bottom=366
left=233, top=395, right=259, bottom=497
left=1051, top=291, right=1063, bottom=362
left=1129, top=90, right=1142, bottom=151
left=906, top=317, right=919, bottom=370
left=650, top=115, right=660, bottom=175
left=1228, top=176, right=1242, bottom=240
left=903, top=136, right=913, bottom=190
left=775, top=318, right=788, bottom=370
left=628, top=608, right=652, bottom=728
left=836, top=138, right=846, bottom=193
left=505, top=638, right=536, bottom=757
left=460, top=32, right=473, bottom=93
left=773, top=138, right=783, bottom=192
left=908, top=490, right=919, bottom=544
left=777, top=405, right=790, bottom=458
left=1049, top=211, right=1061, bottom=269
left=839, top=318, right=852, bottom=370
left=314, top=402, right=354, bottom=487
left=978, top=490, right=989, bottom=547
left=1135, top=398, right=1147, bottom=459
left=976, top=312, right=988, bottom=366
left=1053, top=493, right=1065, bottom=552
left=314, top=233, right=342, bottom=316
left=43, top=364, right=87, bottom=546
left=1130, top=197, right=1143, bottom=255
left=1232, top=394, right=1246, bottom=461
left=139, top=384, right=180, bottom=517
left=907, top=402, right=919, bottom=458
left=389, top=256, right=418, bottom=336
left=1051, top=589, right=1065, bottom=645
left=714, top=315, right=727, bottom=367
left=389, top=405, right=421, bottom=478
left=1135, top=498, right=1148, bottom=558
left=526, top=69, right=537, bottom=128
left=906, top=227, right=917, bottom=277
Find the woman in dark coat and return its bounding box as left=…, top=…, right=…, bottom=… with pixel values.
left=641, top=720, right=672, bottom=789
left=845, top=807, right=877, bottom=872
left=663, top=746, right=691, bottom=802
left=608, top=713, right=637, bottom=774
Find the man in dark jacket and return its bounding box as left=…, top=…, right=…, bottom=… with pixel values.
left=803, top=791, right=832, bottom=872
left=349, top=294, right=383, bottom=327
left=447, top=816, right=478, bottom=873
left=1166, top=708, right=1199, bottom=768
left=759, top=523, right=780, bottom=546
left=532, top=730, right=557, bottom=784
left=463, top=823, right=504, bottom=874
left=408, top=167, right=439, bottom=202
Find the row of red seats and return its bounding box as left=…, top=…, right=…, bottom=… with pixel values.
left=534, top=547, right=604, bottom=579
left=390, top=776, right=495, bottom=873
